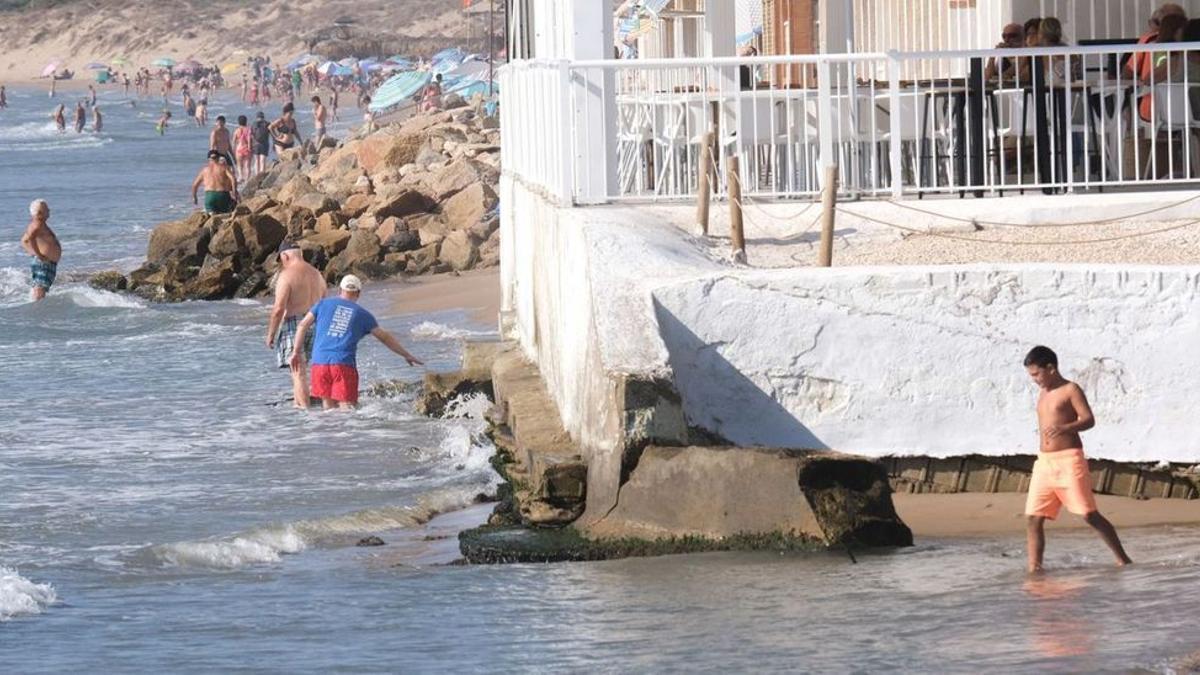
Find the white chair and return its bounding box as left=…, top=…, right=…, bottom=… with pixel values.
left=616, top=101, right=654, bottom=195
left=1140, top=83, right=1200, bottom=179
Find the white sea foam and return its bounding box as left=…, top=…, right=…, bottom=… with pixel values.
left=409, top=321, right=496, bottom=341
left=0, top=568, right=57, bottom=621
left=0, top=121, right=113, bottom=152
left=0, top=266, right=146, bottom=309
left=65, top=286, right=146, bottom=309
left=141, top=488, right=486, bottom=571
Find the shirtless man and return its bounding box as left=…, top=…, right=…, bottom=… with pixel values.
left=195, top=98, right=208, bottom=127
left=20, top=199, right=62, bottom=302
left=92, top=105, right=102, bottom=132
left=1023, top=346, right=1133, bottom=573
left=52, top=104, right=66, bottom=133
left=267, top=241, right=327, bottom=408
left=191, top=150, right=239, bottom=214
left=73, top=101, right=86, bottom=133
left=311, top=95, right=328, bottom=147
left=210, top=116, right=234, bottom=167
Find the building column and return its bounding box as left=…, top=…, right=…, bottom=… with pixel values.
left=704, top=0, right=737, bottom=57
left=819, top=0, right=855, bottom=54
left=566, top=0, right=616, bottom=203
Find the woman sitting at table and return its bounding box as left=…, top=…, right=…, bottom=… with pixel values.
left=1140, top=14, right=1194, bottom=122
left=1038, top=18, right=1082, bottom=84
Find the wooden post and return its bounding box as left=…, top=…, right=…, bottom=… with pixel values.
left=819, top=164, right=839, bottom=268
left=695, top=131, right=715, bottom=236
left=727, top=155, right=746, bottom=263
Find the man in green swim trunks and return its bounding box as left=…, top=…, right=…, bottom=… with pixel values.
left=21, top=198, right=61, bottom=302
left=191, top=150, right=239, bottom=214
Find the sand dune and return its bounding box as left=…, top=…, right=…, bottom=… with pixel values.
left=0, top=0, right=490, bottom=80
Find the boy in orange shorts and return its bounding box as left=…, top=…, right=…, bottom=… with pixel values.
left=1024, top=346, right=1132, bottom=573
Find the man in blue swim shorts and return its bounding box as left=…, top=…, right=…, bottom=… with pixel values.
left=20, top=199, right=62, bottom=302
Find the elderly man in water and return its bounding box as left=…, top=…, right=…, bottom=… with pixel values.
left=20, top=199, right=62, bottom=302
left=267, top=241, right=327, bottom=409
left=191, top=150, right=239, bottom=214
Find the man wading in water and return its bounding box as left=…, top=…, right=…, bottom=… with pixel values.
left=20, top=199, right=61, bottom=302
left=291, top=275, right=423, bottom=410
left=191, top=150, right=239, bottom=214
left=1023, top=346, right=1133, bottom=573
left=267, top=241, right=327, bottom=408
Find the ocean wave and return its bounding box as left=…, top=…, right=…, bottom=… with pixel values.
left=0, top=568, right=57, bottom=621
left=0, top=121, right=113, bottom=152
left=409, top=321, right=496, bottom=341
left=0, top=267, right=146, bottom=309
left=137, top=487, right=487, bottom=571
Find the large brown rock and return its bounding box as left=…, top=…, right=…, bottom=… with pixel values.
left=276, top=175, right=317, bottom=205
left=308, top=141, right=360, bottom=186
left=303, top=230, right=352, bottom=257
left=477, top=228, right=500, bottom=268
left=265, top=204, right=316, bottom=240
left=341, top=193, right=374, bottom=219
left=424, top=158, right=494, bottom=201
left=356, top=132, right=425, bottom=173
left=372, top=189, right=433, bottom=220
left=315, top=211, right=349, bottom=234
left=374, top=216, right=403, bottom=243
left=183, top=257, right=239, bottom=300
left=324, top=230, right=382, bottom=281
left=239, top=214, right=288, bottom=262
left=147, top=212, right=210, bottom=263
left=438, top=230, right=479, bottom=271
left=441, top=182, right=498, bottom=231
left=405, top=243, right=440, bottom=275
left=243, top=194, right=278, bottom=214
left=292, top=192, right=340, bottom=218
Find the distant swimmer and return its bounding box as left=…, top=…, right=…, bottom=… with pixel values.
left=290, top=275, right=424, bottom=410
left=195, top=98, right=208, bottom=127
left=156, top=110, right=171, bottom=135
left=311, top=95, right=327, bottom=147
left=0, top=85, right=7, bottom=109
left=92, top=106, right=102, bottom=133
left=192, top=150, right=239, bottom=214
left=329, top=87, right=339, bottom=121
left=73, top=101, right=86, bottom=133
left=233, top=115, right=253, bottom=182
left=1023, top=346, right=1133, bottom=574
left=52, top=104, right=66, bottom=133
left=268, top=241, right=327, bottom=409
left=269, top=102, right=302, bottom=156
left=122, top=73, right=130, bottom=96
left=87, top=84, right=96, bottom=107
left=210, top=115, right=234, bottom=167
left=49, top=77, right=56, bottom=98
left=20, top=199, right=61, bottom=302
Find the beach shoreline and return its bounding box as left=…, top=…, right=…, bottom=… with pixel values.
left=895, top=492, right=1200, bottom=538
left=384, top=268, right=500, bottom=326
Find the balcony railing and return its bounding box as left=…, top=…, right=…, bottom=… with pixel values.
left=500, top=42, right=1200, bottom=206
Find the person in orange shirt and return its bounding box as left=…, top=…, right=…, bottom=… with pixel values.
left=1129, top=4, right=1187, bottom=81
left=1138, top=12, right=1189, bottom=122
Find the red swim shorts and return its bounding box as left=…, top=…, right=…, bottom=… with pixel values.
left=311, top=364, right=360, bottom=404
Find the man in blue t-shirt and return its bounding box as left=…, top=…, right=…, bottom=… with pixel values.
left=291, top=275, right=424, bottom=409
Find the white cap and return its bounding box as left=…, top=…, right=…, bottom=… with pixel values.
left=340, top=275, right=363, bottom=292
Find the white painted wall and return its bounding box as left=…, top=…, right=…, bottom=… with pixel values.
left=502, top=183, right=1200, bottom=464
left=652, top=265, right=1200, bottom=463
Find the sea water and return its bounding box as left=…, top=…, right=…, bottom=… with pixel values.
left=3, top=86, right=1200, bottom=673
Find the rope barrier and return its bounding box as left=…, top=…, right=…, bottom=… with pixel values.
left=837, top=206, right=1200, bottom=246
left=880, top=192, right=1200, bottom=229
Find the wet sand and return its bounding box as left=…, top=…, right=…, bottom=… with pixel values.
left=896, top=492, right=1200, bottom=538
left=388, top=269, right=500, bottom=325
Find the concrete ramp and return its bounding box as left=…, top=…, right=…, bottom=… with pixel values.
left=589, top=446, right=913, bottom=548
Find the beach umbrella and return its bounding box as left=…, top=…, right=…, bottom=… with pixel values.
left=176, top=59, right=202, bottom=73
left=221, top=62, right=242, bottom=75
left=111, top=56, right=129, bottom=66
left=85, top=62, right=108, bottom=70
left=447, top=60, right=489, bottom=82
left=369, top=70, right=431, bottom=113
left=337, top=57, right=358, bottom=67
left=42, top=61, right=62, bottom=77
left=152, top=57, right=176, bottom=68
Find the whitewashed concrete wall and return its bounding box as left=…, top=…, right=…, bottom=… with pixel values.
left=501, top=181, right=1200, bottom=465
left=652, top=266, right=1200, bottom=463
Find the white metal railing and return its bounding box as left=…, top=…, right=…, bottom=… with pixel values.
left=501, top=41, right=1200, bottom=205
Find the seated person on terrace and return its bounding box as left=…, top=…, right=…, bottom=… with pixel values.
left=985, top=23, right=1026, bottom=82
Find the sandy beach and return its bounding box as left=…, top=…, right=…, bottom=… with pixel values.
left=896, top=493, right=1200, bottom=538
left=388, top=268, right=500, bottom=324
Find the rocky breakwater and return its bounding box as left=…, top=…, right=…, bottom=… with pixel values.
left=96, top=100, right=501, bottom=301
